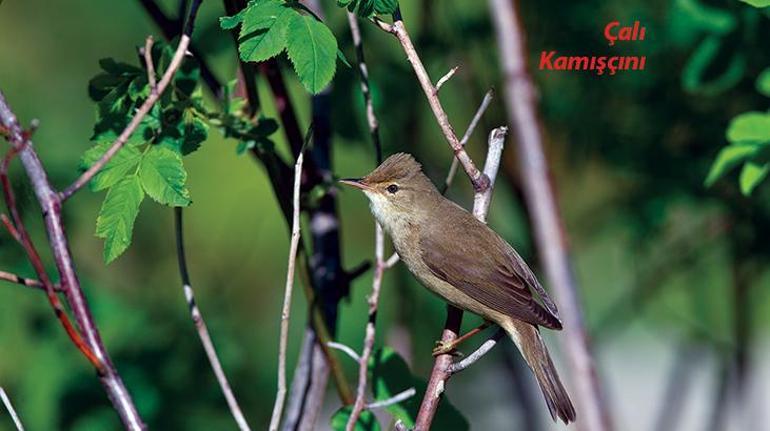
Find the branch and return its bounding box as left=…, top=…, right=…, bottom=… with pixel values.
left=0, top=269, right=43, bottom=290
left=142, top=36, right=157, bottom=90
left=414, top=127, right=507, bottom=430
left=269, top=151, right=304, bottom=431
left=327, top=341, right=361, bottom=362
left=443, top=90, right=494, bottom=194
left=345, top=12, right=389, bottom=431
left=60, top=0, right=203, bottom=200
left=366, top=387, right=416, bottom=409
left=488, top=0, right=611, bottom=429
left=379, top=10, right=489, bottom=192
left=174, top=208, right=251, bottom=431
left=0, top=93, right=145, bottom=430
left=0, top=387, right=24, bottom=431
left=435, top=66, right=459, bottom=92
left=447, top=328, right=505, bottom=374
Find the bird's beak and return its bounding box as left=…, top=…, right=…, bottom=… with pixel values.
left=338, top=178, right=372, bottom=191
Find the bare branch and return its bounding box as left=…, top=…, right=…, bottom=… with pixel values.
left=384, top=252, right=400, bottom=269
left=385, top=13, right=489, bottom=192
left=175, top=208, right=251, bottom=431
left=347, top=12, right=382, bottom=164
left=0, top=387, right=24, bottom=431
left=0, top=270, right=43, bottom=290
left=269, top=151, right=304, bottom=431
left=327, top=341, right=361, bottom=363
left=488, top=0, right=611, bottom=428
left=435, top=66, right=459, bottom=92
left=443, top=90, right=495, bottom=193
left=366, top=387, right=416, bottom=409
left=60, top=0, right=203, bottom=200
left=448, top=329, right=505, bottom=374
left=414, top=127, right=508, bottom=430
left=143, top=36, right=157, bottom=91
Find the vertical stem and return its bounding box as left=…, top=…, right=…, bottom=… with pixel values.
left=488, top=1, right=612, bottom=430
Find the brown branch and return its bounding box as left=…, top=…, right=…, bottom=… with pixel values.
left=0, top=92, right=145, bottom=430
left=269, top=152, right=304, bottom=431
left=488, top=1, right=612, bottom=429
left=377, top=11, right=489, bottom=192
left=142, top=36, right=157, bottom=90
left=174, top=208, right=251, bottom=431
left=0, top=269, right=43, bottom=290
left=60, top=0, right=202, bottom=200
left=414, top=127, right=507, bottom=430
left=0, top=387, right=24, bottom=431
left=447, top=328, right=506, bottom=374
left=347, top=12, right=382, bottom=164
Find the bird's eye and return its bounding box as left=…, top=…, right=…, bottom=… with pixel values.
left=386, top=184, right=399, bottom=194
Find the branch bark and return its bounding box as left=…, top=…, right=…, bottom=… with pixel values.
left=0, top=387, right=24, bottom=431
left=174, top=208, right=252, bottom=431
left=414, top=127, right=507, bottom=430
left=269, top=152, right=304, bottom=431
left=488, top=0, right=611, bottom=429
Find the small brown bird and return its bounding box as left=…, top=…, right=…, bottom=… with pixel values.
left=340, top=153, right=576, bottom=424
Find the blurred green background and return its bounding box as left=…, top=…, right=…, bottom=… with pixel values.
left=1, top=0, right=769, bottom=430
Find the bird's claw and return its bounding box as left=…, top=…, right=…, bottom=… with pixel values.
left=432, top=340, right=463, bottom=357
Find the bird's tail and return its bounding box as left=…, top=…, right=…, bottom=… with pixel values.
left=502, top=318, right=576, bottom=424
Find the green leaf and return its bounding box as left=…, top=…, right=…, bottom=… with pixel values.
left=337, top=0, right=355, bottom=6
left=139, top=147, right=192, bottom=206
left=330, top=406, right=381, bottom=431
left=238, top=0, right=293, bottom=62
left=756, top=68, right=770, bottom=97
left=739, top=161, right=769, bottom=195
left=96, top=176, right=144, bottom=263
left=80, top=143, right=142, bottom=191
left=740, top=0, right=770, bottom=7
left=357, top=0, right=375, bottom=17
left=726, top=112, right=770, bottom=143
left=368, top=348, right=468, bottom=430
left=705, top=144, right=759, bottom=186
left=286, top=13, right=338, bottom=93
left=374, top=0, right=398, bottom=14
left=682, top=35, right=745, bottom=96
left=181, top=116, right=209, bottom=155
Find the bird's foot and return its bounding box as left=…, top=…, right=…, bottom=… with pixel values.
left=432, top=340, right=463, bottom=357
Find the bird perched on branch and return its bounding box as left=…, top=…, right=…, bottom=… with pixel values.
left=340, top=152, right=576, bottom=424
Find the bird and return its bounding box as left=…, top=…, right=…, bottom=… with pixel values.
left=339, top=152, right=576, bottom=424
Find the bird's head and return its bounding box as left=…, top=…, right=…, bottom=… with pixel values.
left=339, top=153, right=438, bottom=228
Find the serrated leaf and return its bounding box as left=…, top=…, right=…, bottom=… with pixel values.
left=181, top=115, right=208, bottom=155
left=238, top=0, right=293, bottom=62
left=739, top=161, right=769, bottom=195
left=139, top=147, right=191, bottom=206
left=740, top=0, right=770, bottom=7
left=726, top=112, right=770, bottom=143
left=80, top=143, right=142, bottom=191
left=705, top=144, right=759, bottom=186
left=330, top=407, right=381, bottom=431
left=96, top=176, right=144, bottom=263
left=756, top=68, right=770, bottom=97
left=286, top=13, right=338, bottom=93
left=374, top=0, right=398, bottom=14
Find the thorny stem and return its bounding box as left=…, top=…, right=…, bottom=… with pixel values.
left=269, top=152, right=304, bottom=431
left=174, top=208, right=252, bottom=431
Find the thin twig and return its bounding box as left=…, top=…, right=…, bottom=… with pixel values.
left=174, top=208, right=251, bottom=431
left=443, top=90, right=494, bottom=193
left=327, top=342, right=361, bottom=362
left=377, top=10, right=489, bottom=192
left=347, top=12, right=382, bottom=164
left=60, top=0, right=203, bottom=200
left=435, top=66, right=459, bottom=92
left=448, top=328, right=505, bottom=374
left=143, top=36, right=157, bottom=90
left=366, top=387, right=416, bottom=409
left=269, top=151, right=304, bottom=431
left=0, top=387, right=24, bottom=431
left=384, top=252, right=400, bottom=269
left=488, top=0, right=611, bottom=429
left=414, top=127, right=507, bottom=430
left=0, top=270, right=43, bottom=289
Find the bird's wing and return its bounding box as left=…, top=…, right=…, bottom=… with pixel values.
left=419, top=203, right=562, bottom=329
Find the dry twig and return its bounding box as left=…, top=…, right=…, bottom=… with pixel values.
left=0, top=387, right=24, bottom=431
left=269, top=151, right=304, bottom=431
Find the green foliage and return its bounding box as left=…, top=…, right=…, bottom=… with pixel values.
left=95, top=176, right=144, bottom=263
left=220, top=0, right=341, bottom=94
left=756, top=68, right=770, bottom=97
left=367, top=348, right=468, bottom=430
left=330, top=407, right=381, bottom=431
left=741, top=0, right=770, bottom=7
left=82, top=41, right=206, bottom=262
left=337, top=0, right=399, bottom=16
left=705, top=111, right=770, bottom=195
